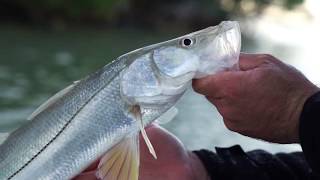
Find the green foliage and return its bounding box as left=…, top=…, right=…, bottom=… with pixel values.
left=1, top=0, right=305, bottom=26
left=253, top=0, right=304, bottom=9
left=283, top=0, right=304, bottom=9
left=16, top=0, right=129, bottom=21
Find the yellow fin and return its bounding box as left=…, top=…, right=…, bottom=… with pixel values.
left=96, top=134, right=140, bottom=180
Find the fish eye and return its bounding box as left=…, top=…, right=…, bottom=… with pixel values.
left=181, top=38, right=194, bottom=47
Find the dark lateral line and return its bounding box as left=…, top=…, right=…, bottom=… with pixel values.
left=8, top=69, right=122, bottom=179
left=8, top=113, right=75, bottom=179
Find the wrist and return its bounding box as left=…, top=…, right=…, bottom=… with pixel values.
left=188, top=151, right=211, bottom=180
left=299, top=90, right=320, bottom=172
left=286, top=85, right=320, bottom=143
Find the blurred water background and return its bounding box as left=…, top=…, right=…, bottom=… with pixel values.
left=0, top=0, right=320, bottom=153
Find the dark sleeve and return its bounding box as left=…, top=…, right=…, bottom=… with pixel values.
left=299, top=91, right=320, bottom=174
left=193, top=145, right=320, bottom=180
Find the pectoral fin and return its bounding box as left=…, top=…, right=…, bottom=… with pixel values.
left=96, top=134, right=140, bottom=180
left=131, top=105, right=157, bottom=160
left=139, top=118, right=157, bottom=159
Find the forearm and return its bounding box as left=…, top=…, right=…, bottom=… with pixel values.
left=193, top=145, right=318, bottom=180
left=299, top=91, right=320, bottom=174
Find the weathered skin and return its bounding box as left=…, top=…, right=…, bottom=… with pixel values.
left=0, top=21, right=241, bottom=180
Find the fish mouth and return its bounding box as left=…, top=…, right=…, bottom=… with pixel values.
left=194, top=21, right=241, bottom=78
left=190, top=21, right=241, bottom=58
left=218, top=21, right=241, bottom=57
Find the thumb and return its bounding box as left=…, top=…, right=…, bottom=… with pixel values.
left=193, top=53, right=267, bottom=96
left=192, top=71, right=244, bottom=98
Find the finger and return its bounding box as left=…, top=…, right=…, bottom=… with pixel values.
left=192, top=74, right=225, bottom=97
left=206, top=96, right=231, bottom=117
left=239, top=53, right=269, bottom=71
left=192, top=71, right=243, bottom=97
left=206, top=96, right=225, bottom=107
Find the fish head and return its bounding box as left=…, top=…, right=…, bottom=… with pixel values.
left=152, top=21, right=241, bottom=81
left=120, top=21, right=241, bottom=111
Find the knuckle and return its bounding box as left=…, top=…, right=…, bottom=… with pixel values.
left=192, top=80, right=206, bottom=93
left=217, top=106, right=229, bottom=116
left=258, top=54, right=283, bottom=65
left=259, top=53, right=275, bottom=60
left=236, top=127, right=248, bottom=135
left=224, top=120, right=238, bottom=131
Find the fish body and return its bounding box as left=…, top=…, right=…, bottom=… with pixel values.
left=0, top=21, right=241, bottom=180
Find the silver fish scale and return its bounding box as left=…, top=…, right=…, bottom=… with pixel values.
left=0, top=58, right=128, bottom=179
left=0, top=54, right=174, bottom=180
left=14, top=75, right=136, bottom=179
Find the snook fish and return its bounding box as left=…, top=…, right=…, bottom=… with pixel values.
left=0, top=21, right=241, bottom=180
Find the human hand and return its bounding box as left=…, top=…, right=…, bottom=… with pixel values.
left=193, top=53, right=319, bottom=143
left=74, top=124, right=209, bottom=180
